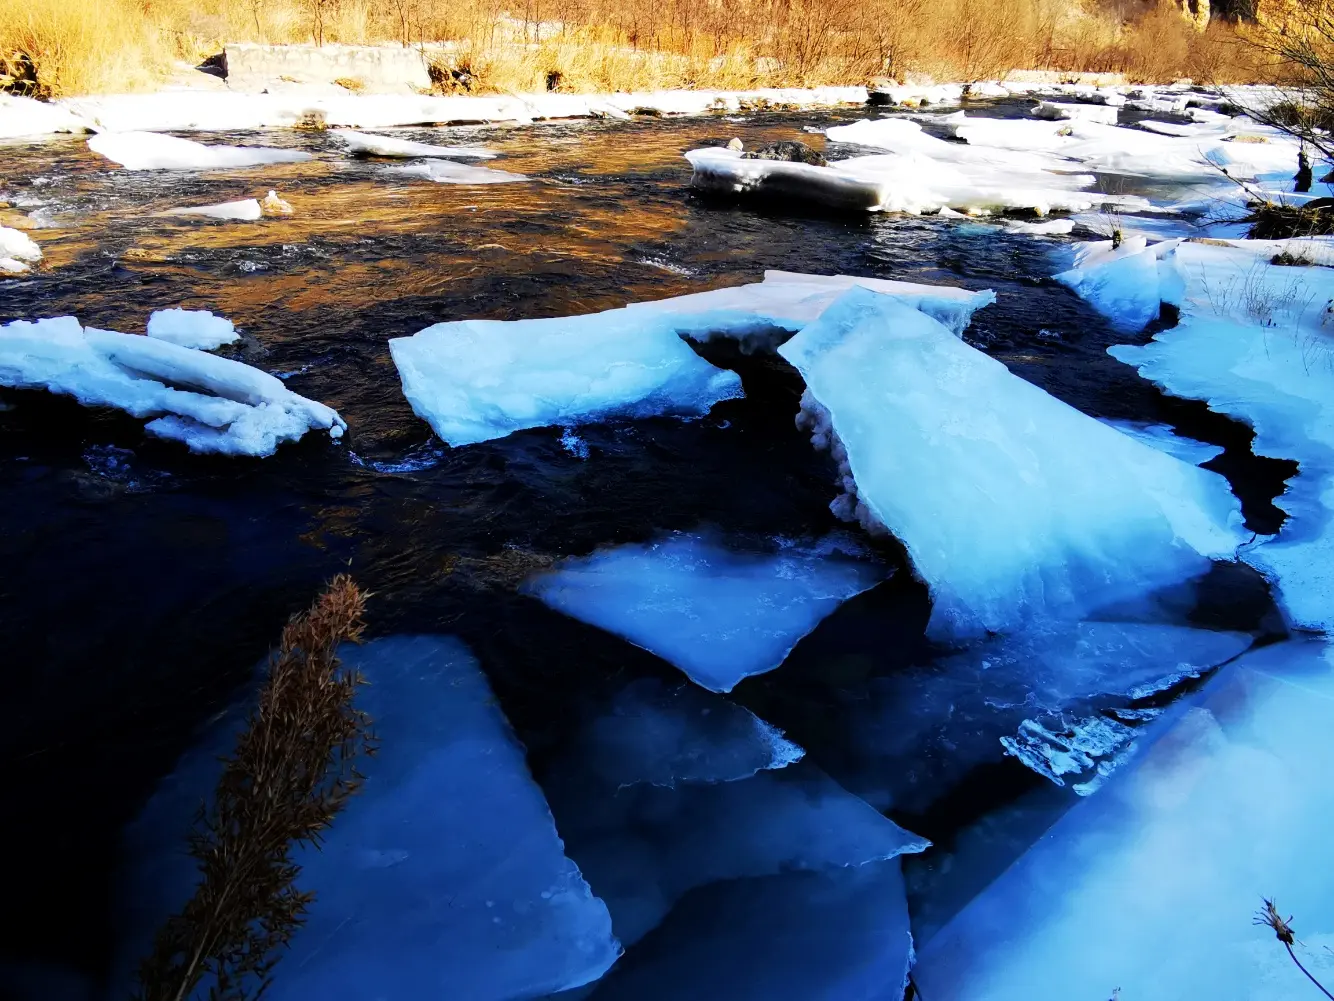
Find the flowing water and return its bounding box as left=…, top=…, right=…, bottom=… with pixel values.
left=0, top=106, right=1293, bottom=991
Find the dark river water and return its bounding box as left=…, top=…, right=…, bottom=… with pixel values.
left=0, top=105, right=1293, bottom=997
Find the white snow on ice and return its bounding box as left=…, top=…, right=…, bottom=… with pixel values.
left=334, top=128, right=497, bottom=159
left=386, top=159, right=527, bottom=184
left=777, top=287, right=1245, bottom=639
left=87, top=130, right=311, bottom=170
left=0, top=316, right=343, bottom=455
left=161, top=198, right=263, bottom=221
left=145, top=308, right=239, bottom=350
left=0, top=225, right=41, bottom=274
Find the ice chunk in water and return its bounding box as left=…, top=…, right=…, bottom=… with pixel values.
left=389, top=308, right=742, bottom=447
left=334, top=128, right=497, bottom=158
left=0, top=316, right=344, bottom=455
left=915, top=639, right=1334, bottom=1001
left=546, top=681, right=926, bottom=947
left=778, top=288, right=1245, bottom=639
left=587, top=861, right=915, bottom=1001
left=0, top=224, right=41, bottom=274
left=387, top=160, right=527, bottom=184
left=146, top=308, right=239, bottom=350
left=88, top=131, right=311, bottom=170
left=1054, top=237, right=1184, bottom=332
left=117, top=635, right=620, bottom=1001
left=524, top=532, right=889, bottom=692
left=161, top=198, right=263, bottom=221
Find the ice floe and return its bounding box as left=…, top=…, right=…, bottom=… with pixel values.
left=1031, top=100, right=1119, bottom=123
left=161, top=198, right=263, bottom=221
left=145, top=308, right=239, bottom=350
left=116, top=635, right=620, bottom=1001
left=389, top=304, right=742, bottom=447
left=386, top=159, right=527, bottom=184
left=1109, top=238, right=1334, bottom=631
left=915, top=638, right=1334, bottom=1001
left=545, top=678, right=927, bottom=949
left=777, top=287, right=1245, bottom=639
left=87, top=130, right=311, bottom=170
left=334, top=127, right=497, bottom=158
left=0, top=225, right=41, bottom=274
left=0, top=316, right=344, bottom=455
left=524, top=532, right=888, bottom=692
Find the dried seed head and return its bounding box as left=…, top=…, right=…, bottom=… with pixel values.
left=1256, top=898, right=1296, bottom=946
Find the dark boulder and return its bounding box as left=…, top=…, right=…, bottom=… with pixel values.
left=741, top=141, right=828, bottom=167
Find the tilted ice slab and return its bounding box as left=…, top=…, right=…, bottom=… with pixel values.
left=588, top=861, right=916, bottom=1001
left=389, top=306, right=742, bottom=447
left=334, top=128, right=497, bottom=158
left=386, top=159, right=527, bottom=184
left=146, top=308, right=239, bottom=350
left=915, top=638, right=1334, bottom=1001
left=161, top=198, right=263, bottom=221
left=778, top=288, right=1245, bottom=639
left=546, top=678, right=926, bottom=948
left=838, top=619, right=1251, bottom=812
left=1110, top=239, right=1334, bottom=632
left=115, top=635, right=620, bottom=1001
left=1054, top=237, right=1185, bottom=332
left=0, top=316, right=344, bottom=456
left=0, top=224, right=41, bottom=274
left=87, top=130, right=311, bottom=170
left=524, top=532, right=888, bottom=692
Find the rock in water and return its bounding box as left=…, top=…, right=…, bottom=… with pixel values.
left=741, top=140, right=828, bottom=166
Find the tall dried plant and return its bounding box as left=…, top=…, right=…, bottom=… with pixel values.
left=133, top=575, right=375, bottom=1001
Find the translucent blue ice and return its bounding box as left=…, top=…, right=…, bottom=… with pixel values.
left=524, top=532, right=888, bottom=692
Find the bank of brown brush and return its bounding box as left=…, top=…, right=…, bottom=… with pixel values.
left=133, top=575, right=375, bottom=1001
left=0, top=0, right=1282, bottom=98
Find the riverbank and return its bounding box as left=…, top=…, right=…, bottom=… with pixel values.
left=0, top=75, right=1283, bottom=140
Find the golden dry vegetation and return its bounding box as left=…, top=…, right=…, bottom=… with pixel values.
left=0, top=0, right=1291, bottom=98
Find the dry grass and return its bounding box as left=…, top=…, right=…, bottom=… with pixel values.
left=133, top=575, right=374, bottom=1001
left=0, top=0, right=1288, bottom=97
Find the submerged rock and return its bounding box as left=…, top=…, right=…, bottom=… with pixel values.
left=741, top=140, right=827, bottom=166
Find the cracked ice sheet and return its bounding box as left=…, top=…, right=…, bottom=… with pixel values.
left=523, top=531, right=889, bottom=692
left=544, top=677, right=926, bottom=949
left=837, top=619, right=1250, bottom=813
left=115, top=635, right=620, bottom=1001
left=778, top=287, right=1245, bottom=640
left=915, top=638, right=1334, bottom=1001
left=1109, top=239, right=1334, bottom=632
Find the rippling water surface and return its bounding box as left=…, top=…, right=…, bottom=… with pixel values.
left=0, top=107, right=1292, bottom=990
